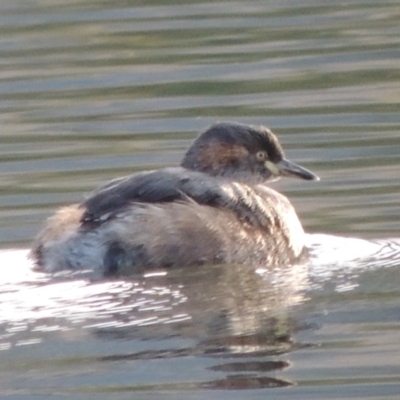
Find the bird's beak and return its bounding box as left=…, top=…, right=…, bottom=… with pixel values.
left=265, top=159, right=319, bottom=181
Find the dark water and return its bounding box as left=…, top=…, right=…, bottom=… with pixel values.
left=1, top=0, right=400, bottom=398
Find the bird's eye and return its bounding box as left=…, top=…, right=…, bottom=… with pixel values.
left=256, top=151, right=267, bottom=162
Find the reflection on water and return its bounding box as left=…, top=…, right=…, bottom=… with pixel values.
left=0, top=249, right=304, bottom=392
left=1, top=235, right=400, bottom=394
left=1, top=235, right=398, bottom=337
left=307, top=234, right=400, bottom=291
left=1, top=0, right=400, bottom=398
left=0, top=249, right=306, bottom=344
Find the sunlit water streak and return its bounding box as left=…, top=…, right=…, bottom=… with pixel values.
left=1, top=233, right=398, bottom=346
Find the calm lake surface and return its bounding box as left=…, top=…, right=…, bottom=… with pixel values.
left=1, top=0, right=400, bottom=398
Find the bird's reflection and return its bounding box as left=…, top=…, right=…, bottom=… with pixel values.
left=4, top=235, right=400, bottom=390
left=87, top=261, right=308, bottom=345
left=91, top=261, right=307, bottom=389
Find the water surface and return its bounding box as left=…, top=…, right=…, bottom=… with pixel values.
left=1, top=1, right=400, bottom=398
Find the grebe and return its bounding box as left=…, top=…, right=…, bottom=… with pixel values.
left=31, top=122, right=319, bottom=276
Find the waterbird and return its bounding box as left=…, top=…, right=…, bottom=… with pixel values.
left=31, top=122, right=319, bottom=276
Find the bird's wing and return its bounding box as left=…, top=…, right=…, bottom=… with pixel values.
left=80, top=167, right=223, bottom=225
left=80, top=167, right=276, bottom=228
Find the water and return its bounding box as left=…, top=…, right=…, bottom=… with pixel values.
left=1, top=0, right=400, bottom=398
